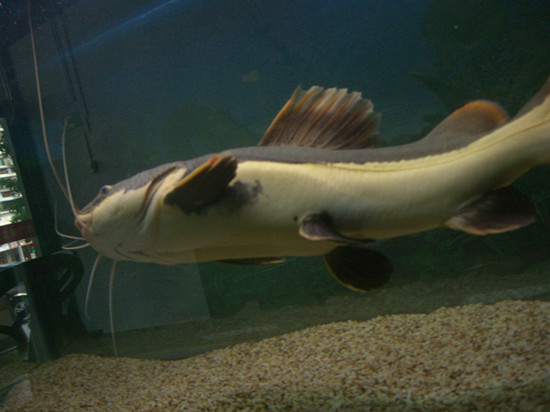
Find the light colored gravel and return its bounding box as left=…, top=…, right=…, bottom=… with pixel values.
left=2, top=300, right=549, bottom=411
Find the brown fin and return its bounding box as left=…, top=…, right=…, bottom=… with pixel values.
left=259, top=86, right=380, bottom=149
left=299, top=212, right=374, bottom=245
left=219, top=257, right=284, bottom=265
left=445, top=187, right=537, bottom=235
left=324, top=246, right=392, bottom=292
left=164, top=154, right=237, bottom=214
left=421, top=100, right=508, bottom=145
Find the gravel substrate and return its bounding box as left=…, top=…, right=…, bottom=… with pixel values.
left=2, top=300, right=549, bottom=411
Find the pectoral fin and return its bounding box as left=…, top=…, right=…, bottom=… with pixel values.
left=445, top=187, right=537, bottom=235
left=324, top=246, right=392, bottom=292
left=164, top=154, right=237, bottom=213
left=299, top=212, right=374, bottom=245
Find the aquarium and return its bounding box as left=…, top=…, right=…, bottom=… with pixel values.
left=0, top=0, right=549, bottom=409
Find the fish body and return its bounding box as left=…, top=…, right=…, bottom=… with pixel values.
left=75, top=78, right=550, bottom=291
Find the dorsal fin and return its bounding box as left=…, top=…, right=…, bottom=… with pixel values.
left=420, top=100, right=509, bottom=145
left=259, top=86, right=380, bottom=149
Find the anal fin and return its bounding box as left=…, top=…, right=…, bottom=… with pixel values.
left=324, top=246, right=392, bottom=292
left=164, top=154, right=237, bottom=214
left=299, top=212, right=374, bottom=245
left=445, top=187, right=537, bottom=235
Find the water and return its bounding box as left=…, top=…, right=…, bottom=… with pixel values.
left=1, top=0, right=549, bottom=383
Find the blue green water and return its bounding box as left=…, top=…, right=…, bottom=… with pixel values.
left=1, top=0, right=549, bottom=359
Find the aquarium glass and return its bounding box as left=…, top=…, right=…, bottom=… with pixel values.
left=0, top=0, right=549, bottom=391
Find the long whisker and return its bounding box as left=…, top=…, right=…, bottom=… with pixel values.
left=84, top=254, right=102, bottom=319
left=55, top=203, right=85, bottom=240
left=61, top=116, right=83, bottom=221
left=61, top=238, right=88, bottom=248
left=28, top=0, right=86, bottom=235
left=27, top=1, right=70, bottom=203
left=61, top=242, right=91, bottom=250
left=109, top=260, right=118, bottom=356
left=57, top=232, right=86, bottom=241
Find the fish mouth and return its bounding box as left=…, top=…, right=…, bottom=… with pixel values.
left=74, top=214, right=92, bottom=234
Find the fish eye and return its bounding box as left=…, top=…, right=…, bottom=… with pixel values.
left=99, top=185, right=112, bottom=195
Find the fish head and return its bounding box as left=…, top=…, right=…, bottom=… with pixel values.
left=75, top=180, right=158, bottom=261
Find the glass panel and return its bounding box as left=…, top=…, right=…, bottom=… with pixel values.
left=1, top=0, right=549, bottom=409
